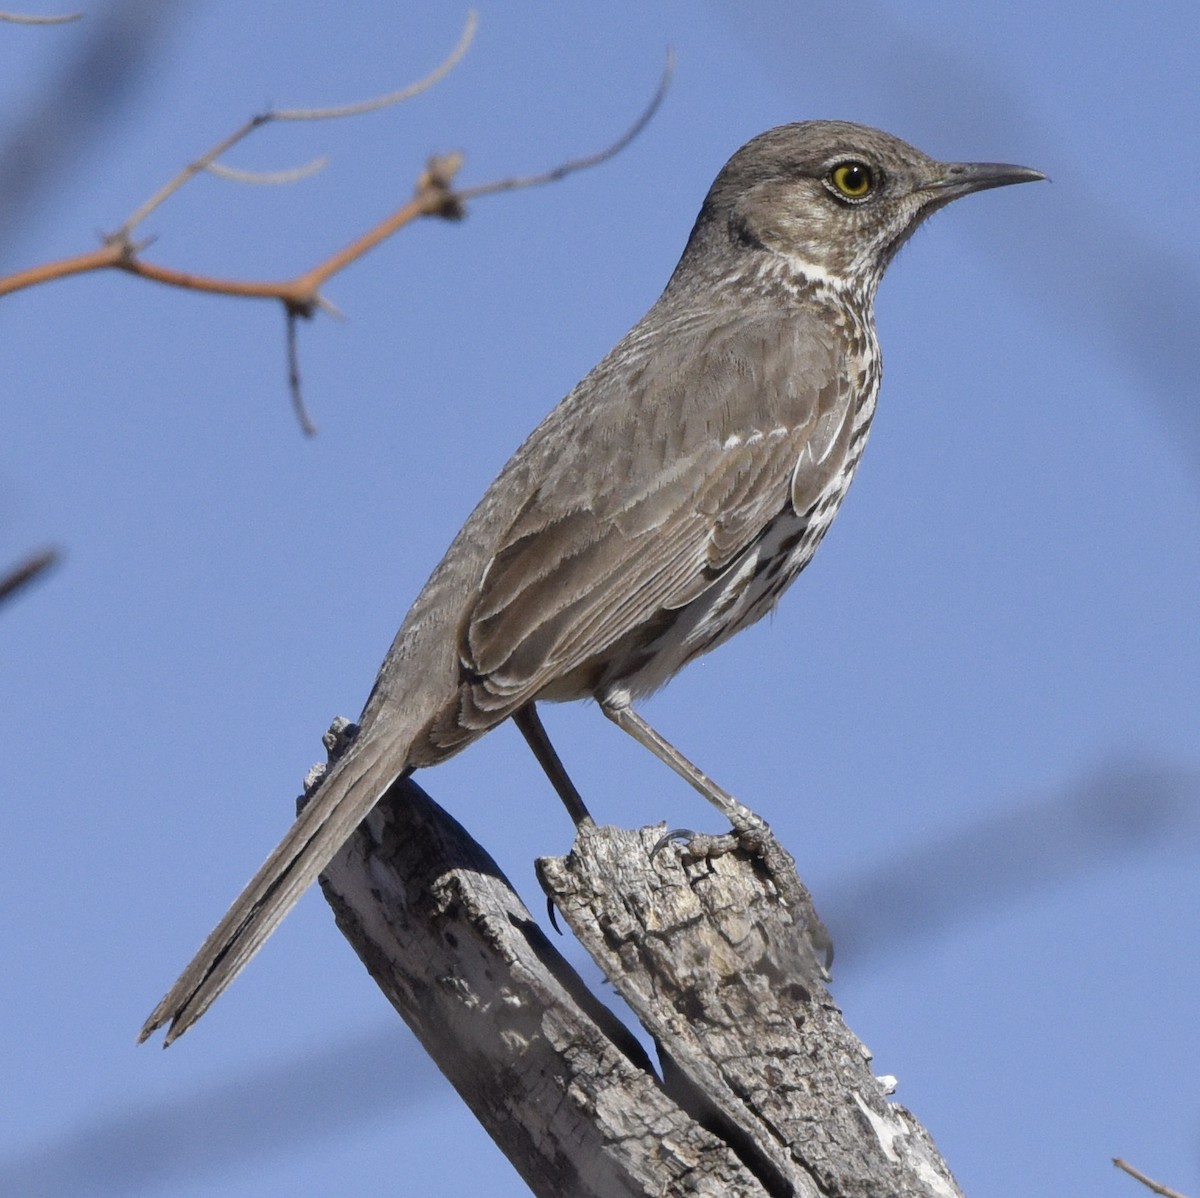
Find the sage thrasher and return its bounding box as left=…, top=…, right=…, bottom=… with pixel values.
left=142, top=121, right=1043, bottom=1044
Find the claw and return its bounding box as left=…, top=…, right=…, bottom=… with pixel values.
left=650, top=816, right=770, bottom=864
left=650, top=827, right=696, bottom=862
left=546, top=895, right=562, bottom=935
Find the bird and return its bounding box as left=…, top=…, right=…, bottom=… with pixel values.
left=140, top=120, right=1043, bottom=1045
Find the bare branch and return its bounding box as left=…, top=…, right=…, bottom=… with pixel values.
left=0, top=245, right=110, bottom=294
left=0, top=151, right=464, bottom=304
left=112, top=10, right=477, bottom=238
left=204, top=156, right=328, bottom=186
left=0, top=9, right=82, bottom=23
left=0, top=36, right=671, bottom=433
left=457, top=47, right=675, bottom=203
left=113, top=118, right=280, bottom=239
left=1114, top=1158, right=1190, bottom=1198
left=273, top=10, right=478, bottom=121
left=0, top=43, right=670, bottom=306
left=290, top=151, right=465, bottom=303
left=285, top=311, right=316, bottom=437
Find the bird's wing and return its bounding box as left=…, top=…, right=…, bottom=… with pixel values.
left=458, top=306, right=856, bottom=707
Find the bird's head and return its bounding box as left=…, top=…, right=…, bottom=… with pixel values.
left=677, top=120, right=1044, bottom=301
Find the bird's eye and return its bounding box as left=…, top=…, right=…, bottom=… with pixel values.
left=829, top=161, right=874, bottom=200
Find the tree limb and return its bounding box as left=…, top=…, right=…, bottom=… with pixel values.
left=313, top=722, right=763, bottom=1197
left=316, top=720, right=964, bottom=1196
left=0, top=39, right=672, bottom=433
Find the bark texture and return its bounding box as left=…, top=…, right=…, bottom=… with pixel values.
left=539, top=823, right=962, bottom=1197
left=312, top=721, right=963, bottom=1197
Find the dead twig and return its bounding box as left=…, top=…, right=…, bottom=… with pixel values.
left=457, top=47, right=674, bottom=203
left=1114, top=1158, right=1191, bottom=1198
left=0, top=34, right=672, bottom=432
left=285, top=309, right=315, bottom=436
left=0, top=38, right=669, bottom=305
left=113, top=10, right=478, bottom=241
left=204, top=156, right=329, bottom=186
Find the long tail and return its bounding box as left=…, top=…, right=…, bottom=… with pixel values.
left=139, top=728, right=406, bottom=1046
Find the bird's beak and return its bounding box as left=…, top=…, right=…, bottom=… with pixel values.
left=928, top=160, right=1047, bottom=200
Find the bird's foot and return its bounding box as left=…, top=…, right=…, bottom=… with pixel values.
left=651, top=810, right=770, bottom=864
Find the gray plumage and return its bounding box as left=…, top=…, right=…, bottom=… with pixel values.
left=141, top=121, right=1042, bottom=1045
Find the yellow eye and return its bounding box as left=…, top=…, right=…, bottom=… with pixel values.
left=830, top=161, right=874, bottom=199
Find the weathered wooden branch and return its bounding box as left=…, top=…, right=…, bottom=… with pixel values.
left=313, top=720, right=963, bottom=1196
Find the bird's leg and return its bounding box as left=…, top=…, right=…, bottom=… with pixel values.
left=513, top=702, right=593, bottom=827
left=597, top=690, right=767, bottom=839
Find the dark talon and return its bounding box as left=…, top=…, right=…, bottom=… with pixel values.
left=652, top=818, right=772, bottom=864
left=650, top=828, right=697, bottom=861
left=546, top=895, right=562, bottom=935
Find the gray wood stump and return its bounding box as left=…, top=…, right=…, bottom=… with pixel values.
left=310, top=720, right=963, bottom=1197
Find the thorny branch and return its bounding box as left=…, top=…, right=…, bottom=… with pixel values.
left=0, top=9, right=673, bottom=432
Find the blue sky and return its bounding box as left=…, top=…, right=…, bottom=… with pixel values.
left=2, top=2, right=1198, bottom=1195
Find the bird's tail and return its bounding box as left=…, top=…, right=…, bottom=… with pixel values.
left=139, top=727, right=406, bottom=1046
